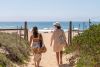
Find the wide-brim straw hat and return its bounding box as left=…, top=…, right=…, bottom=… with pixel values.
left=53, top=22, right=61, bottom=27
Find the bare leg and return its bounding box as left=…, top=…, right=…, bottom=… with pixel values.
left=33, top=53, right=37, bottom=67
left=60, top=51, right=63, bottom=64
left=56, top=52, right=59, bottom=65
left=37, top=53, right=42, bottom=67
left=37, top=58, right=41, bottom=67
left=34, top=62, right=37, bottom=67
left=33, top=52, right=37, bottom=67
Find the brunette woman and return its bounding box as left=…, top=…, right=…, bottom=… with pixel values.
left=30, top=26, right=43, bottom=67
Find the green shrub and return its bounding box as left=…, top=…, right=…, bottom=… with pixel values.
left=0, top=53, right=12, bottom=67
left=0, top=32, right=30, bottom=67
left=65, top=24, right=100, bottom=67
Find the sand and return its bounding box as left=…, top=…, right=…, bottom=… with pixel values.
left=0, top=30, right=78, bottom=67
left=26, top=32, right=78, bottom=67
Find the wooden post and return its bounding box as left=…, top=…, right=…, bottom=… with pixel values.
left=24, top=21, right=28, bottom=41
left=89, top=19, right=91, bottom=28
left=72, top=25, right=74, bottom=36
left=68, top=21, right=72, bottom=45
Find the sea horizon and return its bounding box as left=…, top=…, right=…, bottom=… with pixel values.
left=0, top=21, right=100, bottom=32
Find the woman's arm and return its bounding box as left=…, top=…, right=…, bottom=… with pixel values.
left=39, top=34, right=43, bottom=47
left=39, top=34, right=43, bottom=42
left=62, top=30, right=68, bottom=46
left=50, top=32, right=54, bottom=46
left=30, top=35, right=33, bottom=47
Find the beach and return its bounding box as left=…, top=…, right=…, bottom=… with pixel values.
left=0, top=29, right=78, bottom=67
left=26, top=31, right=78, bottom=67
left=28, top=32, right=64, bottom=67
left=0, top=23, right=99, bottom=67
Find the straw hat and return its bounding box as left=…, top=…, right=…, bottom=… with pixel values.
left=53, top=22, right=61, bottom=27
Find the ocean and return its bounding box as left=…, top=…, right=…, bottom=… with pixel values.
left=0, top=21, right=100, bottom=32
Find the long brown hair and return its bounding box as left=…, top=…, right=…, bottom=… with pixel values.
left=32, top=26, right=38, bottom=38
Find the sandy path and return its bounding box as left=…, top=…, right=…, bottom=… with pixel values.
left=26, top=33, right=71, bottom=67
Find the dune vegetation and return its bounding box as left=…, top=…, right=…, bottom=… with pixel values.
left=65, top=24, right=100, bottom=67
left=0, top=32, right=30, bottom=67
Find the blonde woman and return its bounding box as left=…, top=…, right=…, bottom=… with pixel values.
left=30, top=26, right=43, bottom=67
left=50, top=22, right=68, bottom=65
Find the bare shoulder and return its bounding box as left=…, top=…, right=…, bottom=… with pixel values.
left=39, top=33, right=43, bottom=38
left=39, top=33, right=42, bottom=36
left=30, top=35, right=33, bottom=39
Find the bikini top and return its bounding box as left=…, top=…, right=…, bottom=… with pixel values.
left=32, top=34, right=40, bottom=42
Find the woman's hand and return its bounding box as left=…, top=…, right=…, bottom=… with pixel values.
left=65, top=42, right=68, bottom=48
left=50, top=42, right=52, bottom=47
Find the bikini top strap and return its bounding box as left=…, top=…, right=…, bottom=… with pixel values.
left=32, top=33, right=41, bottom=40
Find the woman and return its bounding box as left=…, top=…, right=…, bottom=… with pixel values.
left=50, top=22, right=67, bottom=65
left=30, top=26, right=43, bottom=67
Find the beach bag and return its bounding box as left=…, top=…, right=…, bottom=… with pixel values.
left=33, top=48, right=41, bottom=54
left=33, top=45, right=47, bottom=54
left=33, top=42, right=47, bottom=53
left=39, top=39, right=47, bottom=53
left=33, top=33, right=47, bottom=54
left=40, top=44, right=47, bottom=53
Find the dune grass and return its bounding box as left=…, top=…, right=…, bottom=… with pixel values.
left=65, top=24, right=100, bottom=67
left=0, top=32, right=30, bottom=67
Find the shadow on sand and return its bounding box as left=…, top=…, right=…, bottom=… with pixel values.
left=59, top=64, right=73, bottom=67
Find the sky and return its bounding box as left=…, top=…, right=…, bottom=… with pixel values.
left=0, top=0, right=100, bottom=21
